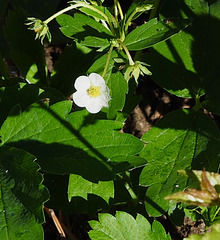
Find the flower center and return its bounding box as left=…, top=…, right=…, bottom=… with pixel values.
left=87, top=86, right=101, bottom=98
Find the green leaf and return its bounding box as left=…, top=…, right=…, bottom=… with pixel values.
left=124, top=18, right=191, bottom=51
left=144, top=0, right=220, bottom=98
left=107, top=71, right=128, bottom=119
left=0, top=83, right=64, bottom=127
left=139, top=109, right=220, bottom=216
left=110, top=155, right=147, bottom=173
left=89, top=211, right=171, bottom=240
left=68, top=174, right=114, bottom=203
left=4, top=10, right=48, bottom=85
left=56, top=13, right=112, bottom=49
left=0, top=146, right=48, bottom=239
left=0, top=101, right=144, bottom=181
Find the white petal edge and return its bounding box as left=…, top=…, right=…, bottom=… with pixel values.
left=74, top=75, right=91, bottom=91
left=89, top=73, right=105, bottom=86
left=72, top=91, right=91, bottom=107
left=86, top=97, right=103, bottom=114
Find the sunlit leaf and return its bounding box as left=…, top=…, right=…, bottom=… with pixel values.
left=139, top=109, right=220, bottom=216
left=0, top=101, right=144, bottom=181
left=124, top=18, right=191, bottom=51
left=89, top=211, right=171, bottom=240
left=68, top=174, right=114, bottom=203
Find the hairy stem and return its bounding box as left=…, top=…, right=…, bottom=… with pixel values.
left=118, top=40, right=134, bottom=65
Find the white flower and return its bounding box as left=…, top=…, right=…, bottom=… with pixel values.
left=72, top=73, right=111, bottom=114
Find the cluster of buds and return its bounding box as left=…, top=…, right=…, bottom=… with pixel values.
left=26, top=17, right=51, bottom=44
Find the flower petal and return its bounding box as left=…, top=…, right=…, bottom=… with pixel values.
left=86, top=97, right=103, bottom=114
left=89, top=73, right=105, bottom=86
left=72, top=91, right=90, bottom=107
left=74, top=76, right=91, bottom=91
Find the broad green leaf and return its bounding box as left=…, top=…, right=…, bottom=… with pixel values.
left=0, top=101, right=144, bottom=181
left=56, top=13, right=112, bottom=49
left=89, top=211, right=171, bottom=240
left=107, top=71, right=128, bottom=119
left=0, top=83, right=64, bottom=127
left=0, top=146, right=48, bottom=239
left=4, top=10, right=48, bottom=85
left=68, top=174, right=114, bottom=202
left=110, top=155, right=147, bottom=173
left=124, top=18, right=191, bottom=51
left=139, top=109, right=220, bottom=216
left=144, top=0, right=220, bottom=98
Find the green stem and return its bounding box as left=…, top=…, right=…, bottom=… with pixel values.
left=116, top=0, right=124, bottom=20
left=193, top=95, right=202, bottom=111
left=118, top=40, right=134, bottom=65
left=44, top=4, right=80, bottom=24
left=124, top=8, right=138, bottom=33
left=114, top=0, right=118, bottom=21
left=102, top=44, right=114, bottom=78
left=122, top=172, right=137, bottom=201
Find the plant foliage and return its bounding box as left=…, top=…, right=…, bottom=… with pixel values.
left=0, top=0, right=220, bottom=239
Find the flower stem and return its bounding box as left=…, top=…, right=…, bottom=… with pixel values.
left=116, top=0, right=124, bottom=20
left=193, top=95, right=202, bottom=111
left=114, top=0, right=118, bottom=21
left=44, top=4, right=80, bottom=24
left=124, top=8, right=138, bottom=33
left=118, top=40, right=134, bottom=65
left=44, top=2, right=116, bottom=36
left=102, top=43, right=114, bottom=78
left=122, top=172, right=137, bottom=201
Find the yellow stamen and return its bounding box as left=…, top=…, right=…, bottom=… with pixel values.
left=87, top=86, right=101, bottom=97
